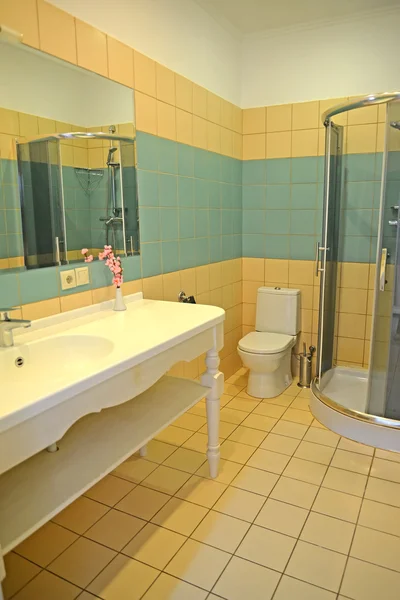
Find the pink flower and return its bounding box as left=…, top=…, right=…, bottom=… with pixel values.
left=81, top=248, right=88, bottom=255
left=84, top=254, right=93, bottom=263
left=98, top=245, right=124, bottom=287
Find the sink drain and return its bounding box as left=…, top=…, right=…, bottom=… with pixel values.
left=15, top=357, right=24, bottom=368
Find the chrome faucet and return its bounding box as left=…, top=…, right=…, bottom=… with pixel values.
left=0, top=309, right=31, bottom=348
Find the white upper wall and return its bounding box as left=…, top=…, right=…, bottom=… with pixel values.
left=48, top=0, right=242, bottom=105
left=240, top=9, right=400, bottom=107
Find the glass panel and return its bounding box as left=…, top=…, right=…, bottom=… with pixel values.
left=368, top=100, right=400, bottom=418
left=120, top=140, right=139, bottom=256
left=317, top=122, right=344, bottom=378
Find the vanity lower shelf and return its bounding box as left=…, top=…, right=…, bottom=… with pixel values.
left=0, top=376, right=209, bottom=554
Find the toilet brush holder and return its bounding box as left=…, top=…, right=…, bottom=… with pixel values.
left=297, top=345, right=316, bottom=388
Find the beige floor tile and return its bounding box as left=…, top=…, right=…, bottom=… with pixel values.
left=237, top=389, right=259, bottom=401
left=322, top=467, right=367, bottom=497
left=282, top=408, right=313, bottom=426
left=312, top=487, right=362, bottom=523
left=241, top=413, right=278, bottom=431
left=331, top=449, right=372, bottom=475
left=142, top=573, right=208, bottom=600
left=338, top=437, right=374, bottom=456
left=226, top=370, right=248, bottom=385
left=182, top=432, right=209, bottom=453
left=220, top=407, right=249, bottom=424
left=350, top=525, right=400, bottom=572
left=141, top=465, right=191, bottom=494
left=175, top=475, right=227, bottom=507
left=155, top=425, right=194, bottom=446
left=236, top=524, right=296, bottom=572
left=213, top=555, right=280, bottom=600
left=303, top=428, right=340, bottom=448
left=15, top=522, right=77, bottom=567
left=189, top=403, right=208, bottom=417
left=122, top=523, right=186, bottom=569
left=220, top=440, right=255, bottom=464
left=2, top=553, right=41, bottom=599
left=173, top=413, right=207, bottom=432
left=164, top=448, right=207, bottom=473
left=300, top=512, right=355, bottom=554
left=290, top=397, right=310, bottom=412
left=274, top=574, right=336, bottom=599
left=196, top=458, right=242, bottom=484
left=113, top=457, right=158, bottom=483
left=48, top=537, right=116, bottom=588
left=87, top=554, right=159, bottom=600
left=225, top=397, right=260, bottom=412
left=165, top=539, right=230, bottom=591
left=213, top=486, right=266, bottom=522
left=145, top=440, right=178, bottom=463
left=253, top=403, right=287, bottom=418
left=231, top=466, right=278, bottom=496
left=365, top=476, right=400, bottom=507
left=247, top=448, right=290, bottom=474
left=283, top=457, right=327, bottom=485
left=255, top=498, right=308, bottom=537
left=341, top=557, right=400, bottom=600
left=283, top=385, right=300, bottom=397
left=260, top=433, right=300, bottom=456
left=76, top=593, right=97, bottom=599
left=228, top=426, right=267, bottom=447
left=371, top=457, right=400, bottom=483
left=84, top=509, right=146, bottom=551
left=310, top=418, right=327, bottom=429
left=375, top=448, right=400, bottom=462
left=191, top=510, right=250, bottom=552
left=85, top=475, right=135, bottom=507
left=294, top=441, right=335, bottom=465
left=115, top=485, right=170, bottom=520
left=263, top=394, right=294, bottom=407
left=286, top=540, right=346, bottom=592
left=198, top=420, right=237, bottom=439
left=224, top=383, right=244, bottom=396
left=270, top=476, right=319, bottom=509
left=271, top=420, right=308, bottom=440
left=52, top=497, right=108, bottom=535
left=12, top=571, right=80, bottom=600
left=151, top=497, right=208, bottom=535
left=359, top=498, right=400, bottom=537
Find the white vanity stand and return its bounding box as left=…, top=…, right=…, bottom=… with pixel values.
left=0, top=293, right=224, bottom=597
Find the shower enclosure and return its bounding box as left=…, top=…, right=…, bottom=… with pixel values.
left=17, top=131, right=139, bottom=269
left=311, top=92, right=400, bottom=451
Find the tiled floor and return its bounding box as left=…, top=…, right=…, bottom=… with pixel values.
left=4, top=368, right=400, bottom=599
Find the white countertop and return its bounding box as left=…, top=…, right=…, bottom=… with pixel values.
left=0, top=294, right=224, bottom=434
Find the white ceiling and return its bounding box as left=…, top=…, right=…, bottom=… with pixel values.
left=194, top=0, right=400, bottom=36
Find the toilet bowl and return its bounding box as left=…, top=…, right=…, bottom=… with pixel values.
left=238, top=287, right=300, bottom=398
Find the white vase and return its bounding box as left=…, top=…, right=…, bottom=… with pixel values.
left=113, top=286, right=127, bottom=311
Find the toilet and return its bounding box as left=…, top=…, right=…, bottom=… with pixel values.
left=238, top=287, right=300, bottom=398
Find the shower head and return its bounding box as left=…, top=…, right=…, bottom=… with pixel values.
left=106, top=146, right=118, bottom=165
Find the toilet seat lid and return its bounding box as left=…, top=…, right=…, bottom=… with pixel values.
left=238, top=332, right=294, bottom=355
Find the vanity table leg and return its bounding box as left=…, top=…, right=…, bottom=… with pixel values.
left=0, top=549, right=5, bottom=600
left=139, top=445, right=147, bottom=457
left=201, top=348, right=224, bottom=478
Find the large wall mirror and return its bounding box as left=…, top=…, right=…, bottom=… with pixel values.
left=0, top=39, right=139, bottom=272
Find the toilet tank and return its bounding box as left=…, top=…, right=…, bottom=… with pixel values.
left=256, top=287, right=300, bottom=335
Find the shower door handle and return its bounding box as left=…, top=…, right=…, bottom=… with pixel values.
left=380, top=248, right=388, bottom=292
left=315, top=241, right=325, bottom=276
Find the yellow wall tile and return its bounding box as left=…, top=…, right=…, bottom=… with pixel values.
left=301, top=309, right=312, bottom=333
left=318, top=128, right=326, bottom=156
left=348, top=103, right=378, bottom=125
left=18, top=112, right=38, bottom=137
left=175, top=75, right=193, bottom=113
left=296, top=284, right=313, bottom=310
left=0, top=0, right=39, bottom=48
left=0, top=109, right=19, bottom=135
left=242, top=257, right=264, bottom=282
left=288, top=260, right=314, bottom=285
left=37, top=0, right=77, bottom=64
left=378, top=103, right=387, bottom=123
left=60, top=143, right=74, bottom=166
left=347, top=124, right=377, bottom=154
left=207, top=92, right=221, bottom=125
left=92, top=286, right=114, bottom=303
left=193, top=84, right=207, bottom=119
left=196, top=265, right=210, bottom=294
left=60, top=290, right=92, bottom=312
left=337, top=337, right=364, bottom=363
left=319, top=98, right=348, bottom=127
left=292, top=101, right=319, bottom=130
left=107, top=36, right=134, bottom=88
left=337, top=313, right=366, bottom=339
left=232, top=105, right=243, bottom=134
left=376, top=123, right=385, bottom=153
left=176, top=109, right=192, bottom=145
left=180, top=267, right=196, bottom=295
left=265, top=259, right=289, bottom=284
left=134, top=51, right=156, bottom=97
left=76, top=19, right=108, bottom=77
left=162, top=272, right=180, bottom=301
left=207, top=122, right=221, bottom=153
left=193, top=116, right=207, bottom=150
left=221, top=100, right=233, bottom=131
left=209, top=262, right=222, bottom=290
left=55, top=121, right=71, bottom=134
left=156, top=63, right=175, bottom=105
left=292, top=129, right=319, bottom=157
left=243, top=108, right=266, bottom=134
left=135, top=91, right=157, bottom=135
left=221, top=127, right=233, bottom=157
left=266, top=131, right=291, bottom=159
left=156, top=101, right=176, bottom=140
left=242, top=280, right=262, bottom=304
left=266, top=104, right=292, bottom=132
left=233, top=132, right=242, bottom=160
left=143, top=275, right=163, bottom=300
left=340, top=263, right=369, bottom=289
left=339, top=288, right=368, bottom=314
left=243, top=303, right=256, bottom=326
left=243, top=134, right=265, bottom=160
left=123, top=279, right=143, bottom=296
left=22, top=298, right=61, bottom=320
left=38, top=117, right=56, bottom=134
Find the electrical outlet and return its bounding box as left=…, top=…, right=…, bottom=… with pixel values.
left=60, top=269, right=76, bottom=290
left=75, top=267, right=90, bottom=287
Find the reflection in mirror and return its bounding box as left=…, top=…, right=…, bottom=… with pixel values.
left=0, top=40, right=138, bottom=272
